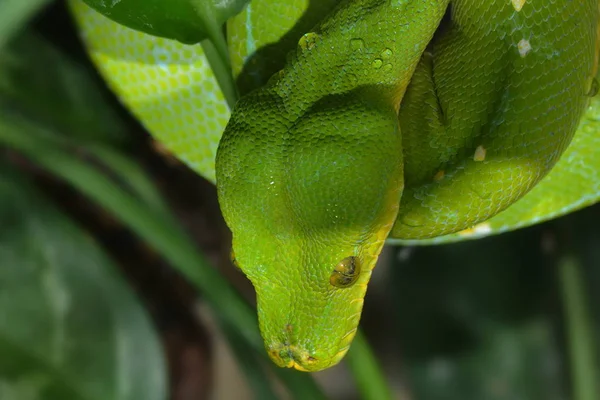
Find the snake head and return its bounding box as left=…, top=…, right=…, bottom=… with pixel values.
left=216, top=91, right=403, bottom=371
left=231, top=233, right=386, bottom=371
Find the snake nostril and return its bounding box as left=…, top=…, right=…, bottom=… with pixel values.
left=280, top=347, right=293, bottom=361
left=267, top=342, right=319, bottom=369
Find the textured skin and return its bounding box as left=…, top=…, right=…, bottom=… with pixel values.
left=395, top=96, right=600, bottom=245
left=393, top=1, right=598, bottom=239
left=218, top=0, right=449, bottom=371
left=70, top=0, right=600, bottom=372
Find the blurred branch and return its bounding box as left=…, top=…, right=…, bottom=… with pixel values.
left=219, top=318, right=280, bottom=400
left=345, top=330, right=394, bottom=400
left=559, top=252, right=599, bottom=400
left=86, top=143, right=173, bottom=217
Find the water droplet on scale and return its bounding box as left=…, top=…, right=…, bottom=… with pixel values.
left=298, top=32, right=319, bottom=51
left=380, top=48, right=393, bottom=59
left=266, top=69, right=285, bottom=86
left=400, top=212, right=425, bottom=227
left=372, top=59, right=383, bottom=69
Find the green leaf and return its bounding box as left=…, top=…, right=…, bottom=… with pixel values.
left=218, top=319, right=279, bottom=400
left=0, top=0, right=51, bottom=49
left=81, top=0, right=249, bottom=44
left=345, top=331, right=394, bottom=400
left=0, top=32, right=128, bottom=146
left=1, top=29, right=169, bottom=223
left=85, top=144, right=172, bottom=218
left=557, top=207, right=600, bottom=400
left=0, top=109, right=328, bottom=400
left=0, top=164, right=167, bottom=400
left=559, top=254, right=599, bottom=400
left=390, top=228, right=567, bottom=400
left=407, top=320, right=565, bottom=400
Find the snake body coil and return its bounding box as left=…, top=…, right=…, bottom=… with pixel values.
left=71, top=0, right=600, bottom=371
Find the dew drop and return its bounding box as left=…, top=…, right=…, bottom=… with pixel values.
left=382, top=63, right=393, bottom=72
left=298, top=32, right=319, bottom=51
left=400, top=212, right=425, bottom=227
left=380, top=48, right=393, bottom=59
left=350, top=38, right=364, bottom=51
left=372, top=59, right=383, bottom=69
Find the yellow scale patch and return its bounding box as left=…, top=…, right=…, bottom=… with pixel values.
left=68, top=0, right=230, bottom=183
left=473, top=145, right=486, bottom=161
left=518, top=39, right=532, bottom=57
left=511, top=0, right=526, bottom=12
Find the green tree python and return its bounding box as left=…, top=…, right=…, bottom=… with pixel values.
left=69, top=0, right=600, bottom=372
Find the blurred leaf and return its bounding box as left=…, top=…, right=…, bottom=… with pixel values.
left=559, top=206, right=600, bottom=399
left=1, top=29, right=171, bottom=220
left=86, top=144, right=172, bottom=217
left=0, top=164, right=167, bottom=400
left=568, top=205, right=600, bottom=336
left=0, top=110, right=328, bottom=400
left=407, top=320, right=565, bottom=400
left=219, top=319, right=279, bottom=400
left=0, top=31, right=128, bottom=146
left=559, top=253, right=599, bottom=400
left=81, top=0, right=249, bottom=44
left=0, top=0, right=52, bottom=49
left=346, top=331, right=394, bottom=400
left=390, top=227, right=568, bottom=400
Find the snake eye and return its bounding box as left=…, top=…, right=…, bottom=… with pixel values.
left=330, top=256, right=361, bottom=288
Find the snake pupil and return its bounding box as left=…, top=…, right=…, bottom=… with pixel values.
left=330, top=256, right=361, bottom=288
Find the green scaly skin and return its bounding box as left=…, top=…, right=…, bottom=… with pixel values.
left=69, top=0, right=600, bottom=372
left=217, top=0, right=598, bottom=371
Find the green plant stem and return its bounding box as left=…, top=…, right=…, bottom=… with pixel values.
left=190, top=0, right=230, bottom=69
left=201, top=38, right=237, bottom=109
left=559, top=254, right=599, bottom=400
left=345, top=330, right=394, bottom=400
left=0, top=114, right=326, bottom=400
left=190, top=0, right=238, bottom=109
left=219, top=318, right=279, bottom=400
left=87, top=144, right=172, bottom=217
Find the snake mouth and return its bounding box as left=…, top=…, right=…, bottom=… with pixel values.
left=267, top=344, right=321, bottom=371
left=266, top=327, right=358, bottom=372
left=290, top=361, right=310, bottom=372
